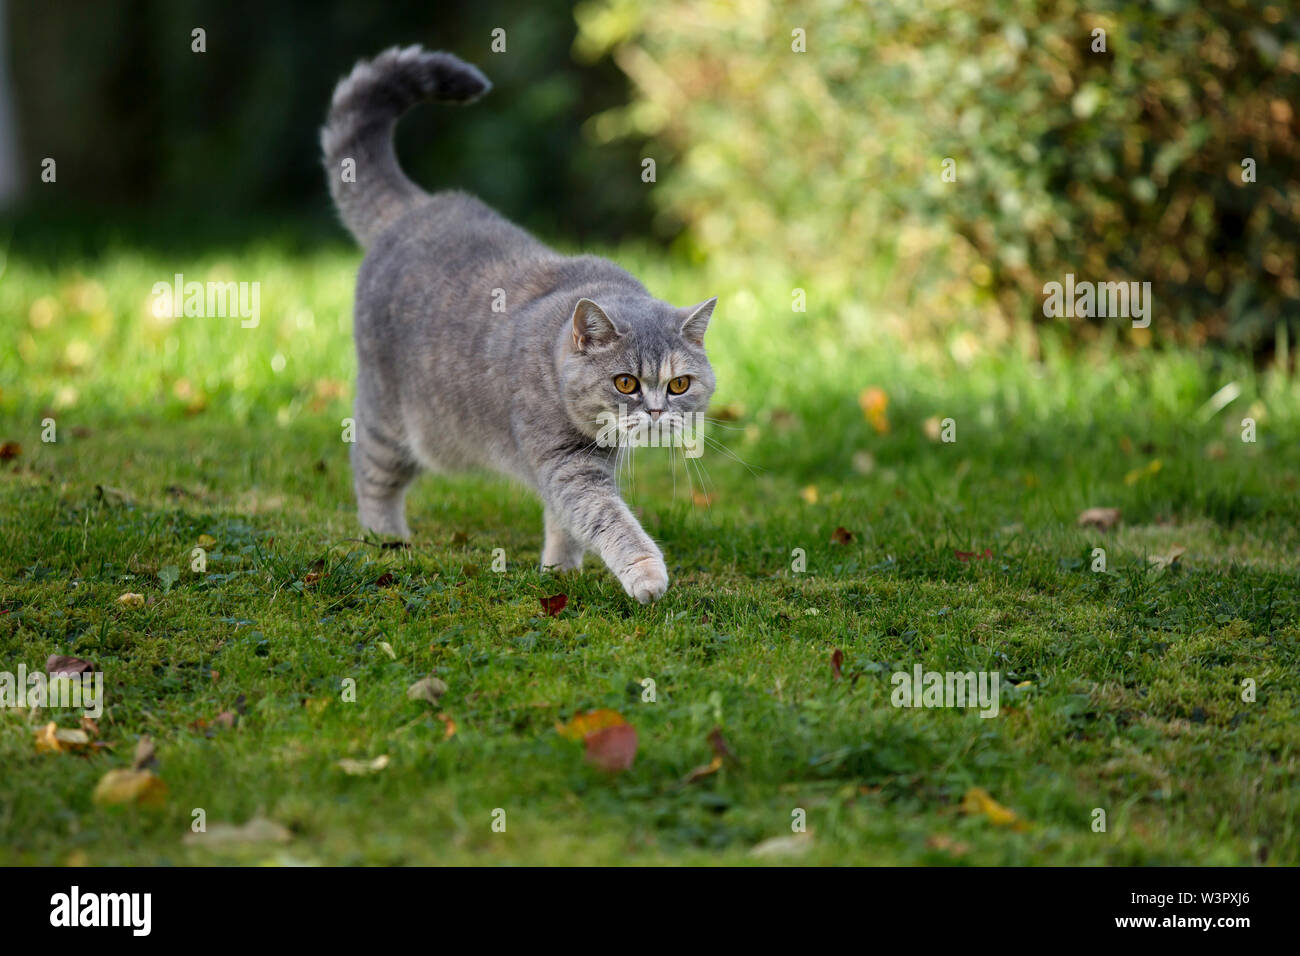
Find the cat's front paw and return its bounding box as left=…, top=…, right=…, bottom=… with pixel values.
left=620, top=554, right=669, bottom=604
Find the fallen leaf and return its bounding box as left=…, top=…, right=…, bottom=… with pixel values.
left=923, top=416, right=943, bottom=441
left=377, top=641, right=396, bottom=659
left=1149, top=545, right=1186, bottom=570
left=683, top=755, right=723, bottom=783
left=46, top=654, right=94, bottom=675
left=407, top=676, right=448, bottom=704
left=303, top=571, right=326, bottom=586
left=800, top=485, right=819, bottom=504
left=94, top=769, right=167, bottom=807
left=707, top=726, right=736, bottom=763
left=692, top=490, right=713, bottom=507
left=0, top=441, right=21, bottom=461
left=859, top=386, right=890, bottom=434
left=374, top=572, right=395, bottom=587
left=1077, top=507, right=1122, bottom=531
left=436, top=712, right=456, bottom=740
left=450, top=531, right=469, bottom=545
left=196, top=534, right=217, bottom=549
left=92, top=770, right=166, bottom=806
left=954, top=548, right=993, bottom=562
left=182, top=816, right=291, bottom=847
left=132, top=736, right=157, bottom=771
left=960, top=787, right=1028, bottom=830
left=540, top=593, right=568, bottom=616
left=1124, top=458, right=1163, bottom=486
left=116, top=592, right=145, bottom=607
left=830, top=526, right=854, bottom=545
left=80, top=716, right=99, bottom=738
left=831, top=648, right=844, bottom=681
left=584, top=724, right=638, bottom=772
left=555, top=708, right=626, bottom=741
left=35, top=721, right=92, bottom=754
left=337, top=755, right=389, bottom=775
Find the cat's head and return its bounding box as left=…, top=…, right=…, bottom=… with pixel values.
left=558, top=295, right=717, bottom=450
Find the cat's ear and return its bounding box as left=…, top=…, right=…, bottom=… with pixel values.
left=571, top=298, right=621, bottom=351
left=678, top=296, right=717, bottom=346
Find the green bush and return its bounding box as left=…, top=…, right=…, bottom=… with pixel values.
left=577, top=0, right=1300, bottom=351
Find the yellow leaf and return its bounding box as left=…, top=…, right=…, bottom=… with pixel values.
left=34, top=721, right=92, bottom=754
left=555, top=708, right=626, bottom=741
left=116, top=592, right=145, bottom=607
left=960, top=787, right=1027, bottom=830
left=94, top=769, right=167, bottom=808
left=1124, top=458, right=1163, bottom=486
left=858, top=387, right=890, bottom=434
left=799, top=485, right=819, bottom=504
left=196, top=534, right=217, bottom=548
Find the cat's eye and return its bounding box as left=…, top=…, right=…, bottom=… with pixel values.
left=614, top=374, right=640, bottom=394
left=667, top=375, right=691, bottom=395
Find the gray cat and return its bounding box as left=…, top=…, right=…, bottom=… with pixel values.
left=321, top=46, right=717, bottom=603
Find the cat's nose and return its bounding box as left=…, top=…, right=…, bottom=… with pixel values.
left=648, top=409, right=663, bottom=421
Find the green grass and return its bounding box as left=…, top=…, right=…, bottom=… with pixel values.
left=2, top=228, right=1298, bottom=865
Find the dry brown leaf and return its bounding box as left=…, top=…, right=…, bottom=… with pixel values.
left=584, top=724, right=638, bottom=773
left=132, top=736, right=157, bottom=771
left=1149, top=545, right=1187, bottom=570
left=1077, top=507, right=1122, bottom=531
left=407, top=676, right=448, bottom=704
left=46, top=654, right=95, bottom=675
left=830, top=526, right=854, bottom=545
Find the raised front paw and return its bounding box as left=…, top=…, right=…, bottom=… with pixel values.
left=620, top=554, right=669, bottom=604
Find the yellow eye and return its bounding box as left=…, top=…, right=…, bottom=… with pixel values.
left=614, top=374, right=639, bottom=394
left=668, top=375, right=691, bottom=395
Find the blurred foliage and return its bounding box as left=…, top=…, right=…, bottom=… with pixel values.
left=577, top=0, right=1300, bottom=353
left=8, top=0, right=651, bottom=243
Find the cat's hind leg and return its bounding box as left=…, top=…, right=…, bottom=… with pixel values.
left=541, top=506, right=585, bottom=570
left=351, top=419, right=419, bottom=539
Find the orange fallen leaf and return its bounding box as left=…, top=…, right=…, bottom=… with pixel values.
left=955, top=548, right=992, bottom=562
left=436, top=712, right=456, bottom=740
left=0, top=441, right=21, bottom=461
left=830, top=526, right=854, bottom=545
left=859, top=387, right=890, bottom=434
left=831, top=648, right=844, bottom=681
left=555, top=708, right=625, bottom=741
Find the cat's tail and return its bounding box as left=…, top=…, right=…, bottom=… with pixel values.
left=321, top=45, right=491, bottom=247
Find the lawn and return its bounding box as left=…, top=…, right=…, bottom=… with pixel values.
left=1, top=226, right=1298, bottom=865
